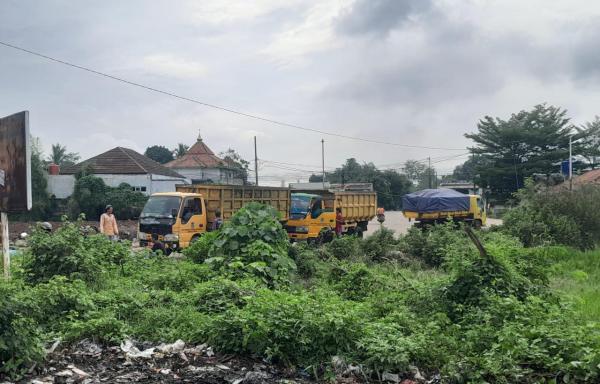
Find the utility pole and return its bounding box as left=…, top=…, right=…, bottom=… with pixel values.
left=428, top=156, right=432, bottom=189
left=254, top=136, right=258, bottom=186
left=569, top=135, right=573, bottom=191
left=321, top=139, right=325, bottom=189
left=472, top=149, right=476, bottom=193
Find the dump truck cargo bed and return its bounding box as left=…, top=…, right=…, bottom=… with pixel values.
left=175, top=184, right=291, bottom=227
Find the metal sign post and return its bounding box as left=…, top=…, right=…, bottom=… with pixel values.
left=0, top=111, right=32, bottom=279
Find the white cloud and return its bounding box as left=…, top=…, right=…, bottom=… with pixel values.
left=184, top=0, right=304, bottom=24
left=261, top=1, right=348, bottom=67
left=141, top=54, right=208, bottom=79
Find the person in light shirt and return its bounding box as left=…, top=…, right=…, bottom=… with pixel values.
left=100, top=205, right=119, bottom=240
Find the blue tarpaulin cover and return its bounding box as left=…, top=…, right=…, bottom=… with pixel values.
left=402, top=189, right=470, bottom=213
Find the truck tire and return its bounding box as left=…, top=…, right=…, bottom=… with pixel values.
left=473, top=220, right=482, bottom=229
left=190, top=234, right=201, bottom=244
left=356, top=227, right=364, bottom=238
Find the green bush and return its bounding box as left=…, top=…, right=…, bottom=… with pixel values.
left=0, top=281, right=44, bottom=379
left=503, top=183, right=600, bottom=249
left=288, top=243, right=321, bottom=278
left=400, top=221, right=465, bottom=267
left=23, top=221, right=105, bottom=284
left=326, top=236, right=362, bottom=259
left=207, top=203, right=296, bottom=286
left=362, top=227, right=397, bottom=262
left=329, top=262, right=379, bottom=301
left=71, top=176, right=147, bottom=220
left=207, top=288, right=366, bottom=367
left=183, top=231, right=219, bottom=263
left=188, top=277, right=261, bottom=314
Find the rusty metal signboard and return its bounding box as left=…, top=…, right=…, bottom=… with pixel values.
left=0, top=111, right=32, bottom=212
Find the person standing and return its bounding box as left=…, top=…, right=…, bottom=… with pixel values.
left=335, top=207, right=344, bottom=236
left=211, top=209, right=223, bottom=231
left=100, top=205, right=119, bottom=240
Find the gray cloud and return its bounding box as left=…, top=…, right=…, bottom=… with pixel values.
left=335, top=0, right=432, bottom=37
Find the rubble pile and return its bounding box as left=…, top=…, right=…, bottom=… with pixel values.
left=14, top=340, right=312, bottom=384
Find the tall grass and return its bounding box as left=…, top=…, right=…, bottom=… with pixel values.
left=548, top=247, right=600, bottom=321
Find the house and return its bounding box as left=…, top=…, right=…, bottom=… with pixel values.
left=164, top=134, right=244, bottom=185
left=47, top=147, right=187, bottom=198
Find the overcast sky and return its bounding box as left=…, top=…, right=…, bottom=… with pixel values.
left=2, top=0, right=600, bottom=184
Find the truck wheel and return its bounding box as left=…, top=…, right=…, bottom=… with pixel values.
left=190, top=234, right=201, bottom=244
left=356, top=227, right=364, bottom=238
left=473, top=220, right=482, bottom=229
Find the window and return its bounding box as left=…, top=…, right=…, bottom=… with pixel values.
left=181, top=197, right=202, bottom=224
left=141, top=186, right=147, bottom=192
left=131, top=186, right=147, bottom=192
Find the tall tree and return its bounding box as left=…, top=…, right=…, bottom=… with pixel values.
left=452, top=157, right=476, bottom=182
left=465, top=104, right=573, bottom=200
left=173, top=143, right=189, bottom=159
left=403, top=160, right=427, bottom=185
left=48, top=143, right=80, bottom=166
left=144, top=145, right=174, bottom=164
left=576, top=116, right=600, bottom=169
left=220, top=148, right=250, bottom=184
left=325, top=158, right=412, bottom=210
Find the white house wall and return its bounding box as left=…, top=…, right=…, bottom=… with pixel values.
left=47, top=173, right=186, bottom=199
left=47, top=174, right=75, bottom=199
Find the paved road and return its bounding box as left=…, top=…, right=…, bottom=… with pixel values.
left=364, top=211, right=502, bottom=237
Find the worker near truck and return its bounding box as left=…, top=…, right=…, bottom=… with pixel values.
left=335, top=207, right=344, bottom=236
left=211, top=209, right=223, bottom=231
left=100, top=205, right=119, bottom=240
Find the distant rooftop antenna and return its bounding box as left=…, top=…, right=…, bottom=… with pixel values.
left=197, top=129, right=202, bottom=141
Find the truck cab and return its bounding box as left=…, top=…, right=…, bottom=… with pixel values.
left=286, top=193, right=337, bottom=241
left=138, top=192, right=207, bottom=252
left=286, top=190, right=377, bottom=242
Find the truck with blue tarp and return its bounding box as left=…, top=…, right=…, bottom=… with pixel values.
left=402, top=189, right=486, bottom=228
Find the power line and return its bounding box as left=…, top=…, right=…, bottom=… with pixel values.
left=0, top=40, right=466, bottom=151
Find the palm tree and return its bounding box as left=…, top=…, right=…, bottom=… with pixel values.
left=173, top=143, right=190, bottom=158
left=48, top=143, right=80, bottom=166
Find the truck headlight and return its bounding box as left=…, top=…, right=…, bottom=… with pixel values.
left=164, top=234, right=179, bottom=242
left=296, top=226, right=309, bottom=234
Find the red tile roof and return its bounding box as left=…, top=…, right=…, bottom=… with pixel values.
left=61, top=147, right=185, bottom=178
left=165, top=138, right=226, bottom=169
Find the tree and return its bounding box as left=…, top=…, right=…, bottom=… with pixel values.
left=465, top=104, right=574, bottom=200
left=173, top=143, right=189, bottom=159
left=325, top=158, right=412, bottom=210
left=403, top=160, right=427, bottom=185
left=452, top=157, right=476, bottom=182
left=48, top=143, right=80, bottom=166
left=576, top=116, right=600, bottom=169
left=220, top=148, right=250, bottom=184
left=144, top=145, right=174, bottom=164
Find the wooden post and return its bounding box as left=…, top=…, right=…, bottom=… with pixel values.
left=1, top=212, right=9, bottom=279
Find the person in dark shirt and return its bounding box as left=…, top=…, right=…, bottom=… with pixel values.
left=211, top=209, right=223, bottom=231
left=335, top=207, right=344, bottom=236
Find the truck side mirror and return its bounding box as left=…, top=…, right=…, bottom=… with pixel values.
left=171, top=208, right=178, bottom=218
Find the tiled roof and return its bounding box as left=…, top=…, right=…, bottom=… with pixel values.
left=165, top=138, right=226, bottom=169
left=61, top=147, right=185, bottom=178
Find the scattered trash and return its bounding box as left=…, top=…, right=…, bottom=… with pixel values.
left=156, top=339, right=185, bottom=354
left=20, top=339, right=313, bottom=384
left=120, top=339, right=155, bottom=359
left=409, top=365, right=426, bottom=382
left=382, top=372, right=400, bottom=383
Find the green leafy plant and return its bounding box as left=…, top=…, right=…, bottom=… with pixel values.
left=206, top=203, right=296, bottom=286
left=183, top=231, right=219, bottom=263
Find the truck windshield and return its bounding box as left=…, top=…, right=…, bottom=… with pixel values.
left=290, top=194, right=313, bottom=216
left=141, top=196, right=182, bottom=218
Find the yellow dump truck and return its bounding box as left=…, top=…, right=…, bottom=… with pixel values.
left=402, top=189, right=486, bottom=228
left=285, top=187, right=377, bottom=242
left=138, top=184, right=291, bottom=252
